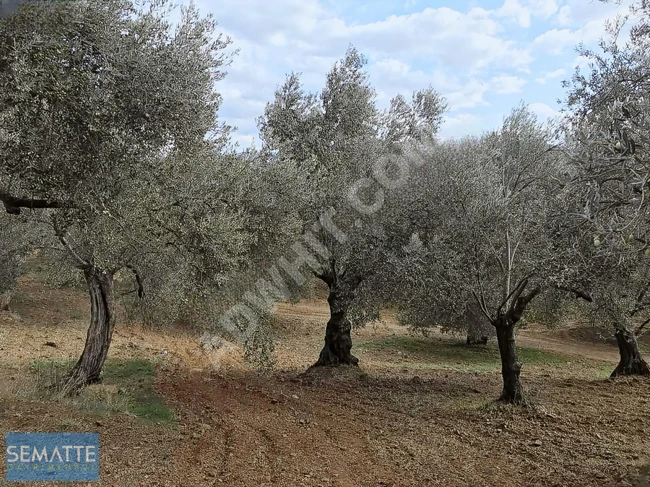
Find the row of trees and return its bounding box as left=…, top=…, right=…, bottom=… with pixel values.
left=1, top=0, right=649, bottom=405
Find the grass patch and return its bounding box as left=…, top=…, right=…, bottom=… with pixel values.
left=358, top=335, right=583, bottom=370
left=28, top=358, right=174, bottom=425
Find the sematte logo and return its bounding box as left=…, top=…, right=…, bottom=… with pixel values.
left=5, top=432, right=99, bottom=482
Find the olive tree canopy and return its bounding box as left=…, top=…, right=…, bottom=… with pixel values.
left=0, top=0, right=253, bottom=394
left=257, top=46, right=447, bottom=367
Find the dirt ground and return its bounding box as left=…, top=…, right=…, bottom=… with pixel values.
left=2, top=277, right=650, bottom=486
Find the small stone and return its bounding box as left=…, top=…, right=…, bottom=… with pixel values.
left=530, top=440, right=542, bottom=447
left=291, top=394, right=299, bottom=400
left=44, top=341, right=57, bottom=348
left=299, top=419, right=306, bottom=425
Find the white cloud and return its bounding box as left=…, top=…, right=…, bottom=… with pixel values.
left=369, top=62, right=491, bottom=111
left=176, top=0, right=634, bottom=143
left=533, top=28, right=577, bottom=55
left=439, top=113, right=483, bottom=140
left=533, top=0, right=633, bottom=55
left=535, top=68, right=566, bottom=84
left=526, top=0, right=559, bottom=18
left=498, top=0, right=532, bottom=28
left=491, top=74, right=526, bottom=94
left=529, top=101, right=559, bottom=120
left=555, top=0, right=632, bottom=27
left=497, top=0, right=559, bottom=27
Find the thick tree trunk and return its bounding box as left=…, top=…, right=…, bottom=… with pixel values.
left=611, top=328, right=650, bottom=377
left=60, top=267, right=115, bottom=396
left=495, top=320, right=525, bottom=404
left=312, top=285, right=358, bottom=367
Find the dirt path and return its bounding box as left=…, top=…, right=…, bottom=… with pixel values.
left=518, top=330, right=619, bottom=363
left=276, top=300, right=621, bottom=365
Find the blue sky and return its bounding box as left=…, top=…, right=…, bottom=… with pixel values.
left=180, top=0, right=634, bottom=147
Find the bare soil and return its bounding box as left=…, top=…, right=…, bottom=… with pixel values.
left=1, top=278, right=650, bottom=486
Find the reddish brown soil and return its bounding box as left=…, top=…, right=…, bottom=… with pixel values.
left=1, top=278, right=650, bottom=486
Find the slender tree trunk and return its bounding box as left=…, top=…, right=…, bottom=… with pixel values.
left=611, top=327, right=650, bottom=377
left=60, top=267, right=115, bottom=396
left=0, top=290, right=12, bottom=311
left=464, top=303, right=490, bottom=345
left=312, top=285, right=358, bottom=367
left=466, top=334, right=488, bottom=345
left=495, top=319, right=525, bottom=404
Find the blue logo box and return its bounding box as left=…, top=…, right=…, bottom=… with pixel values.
left=5, top=432, right=99, bottom=482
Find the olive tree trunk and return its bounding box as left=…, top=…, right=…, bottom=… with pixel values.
left=495, top=319, right=524, bottom=404
left=312, top=283, right=358, bottom=367
left=60, top=267, right=115, bottom=396
left=464, top=303, right=491, bottom=345
left=488, top=280, right=540, bottom=406
left=466, top=334, right=488, bottom=345
left=0, top=290, right=12, bottom=311
left=610, top=327, right=650, bottom=377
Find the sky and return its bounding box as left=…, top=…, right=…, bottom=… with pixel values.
left=180, top=0, right=635, bottom=147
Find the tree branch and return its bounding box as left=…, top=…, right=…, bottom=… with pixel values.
left=0, top=192, right=62, bottom=214
left=126, top=265, right=145, bottom=299
left=472, top=290, right=493, bottom=323
left=52, top=220, right=88, bottom=269
left=511, top=286, right=541, bottom=322
left=56, top=233, right=89, bottom=269
left=555, top=285, right=593, bottom=302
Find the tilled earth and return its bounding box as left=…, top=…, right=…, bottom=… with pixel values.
left=1, top=278, right=650, bottom=486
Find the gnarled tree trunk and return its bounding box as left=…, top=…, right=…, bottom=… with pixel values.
left=60, top=267, right=115, bottom=396
left=489, top=280, right=539, bottom=406
left=611, top=327, right=650, bottom=377
left=312, top=282, right=358, bottom=367
left=495, top=319, right=524, bottom=404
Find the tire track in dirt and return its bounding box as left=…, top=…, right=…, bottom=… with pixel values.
left=158, top=369, right=402, bottom=487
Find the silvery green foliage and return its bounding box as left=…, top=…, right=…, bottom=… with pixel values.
left=0, top=0, right=238, bottom=270
left=121, top=147, right=305, bottom=331
left=561, top=3, right=650, bottom=335
left=0, top=0, right=232, bottom=213
left=396, top=105, right=567, bottom=331
left=257, top=47, right=446, bottom=328
left=380, top=87, right=448, bottom=146
left=586, top=255, right=650, bottom=336
left=562, top=3, right=650, bottom=249
left=0, top=1, right=298, bottom=369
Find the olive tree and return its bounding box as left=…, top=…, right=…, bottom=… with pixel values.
left=398, top=106, right=567, bottom=404
left=0, top=0, right=245, bottom=394
left=561, top=1, right=650, bottom=376
left=123, top=148, right=306, bottom=370
left=257, top=47, right=446, bottom=366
